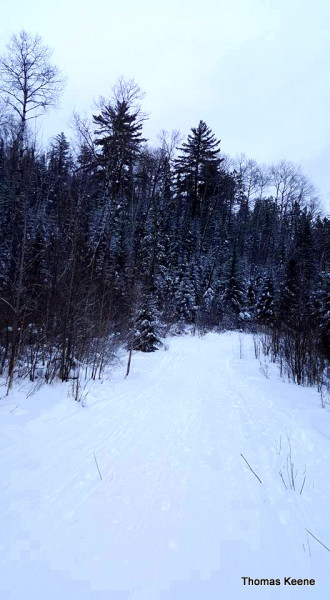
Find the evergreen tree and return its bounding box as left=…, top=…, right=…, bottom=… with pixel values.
left=93, top=95, right=146, bottom=197
left=246, top=280, right=256, bottom=320
left=224, top=252, right=245, bottom=326
left=256, top=278, right=275, bottom=326
left=174, top=271, right=198, bottom=324
left=279, top=259, right=302, bottom=329
left=314, top=273, right=330, bottom=360
left=132, top=306, right=161, bottom=352
left=175, top=120, right=222, bottom=218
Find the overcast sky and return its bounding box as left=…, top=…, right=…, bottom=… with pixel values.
left=1, top=0, right=329, bottom=210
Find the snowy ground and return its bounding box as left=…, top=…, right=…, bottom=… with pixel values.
left=0, top=332, right=329, bottom=599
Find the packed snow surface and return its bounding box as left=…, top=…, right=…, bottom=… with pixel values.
left=1, top=332, right=329, bottom=599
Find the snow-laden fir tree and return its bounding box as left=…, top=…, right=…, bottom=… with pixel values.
left=174, top=272, right=198, bottom=324
left=132, top=306, right=161, bottom=352
left=246, top=280, right=256, bottom=321
left=224, top=252, right=246, bottom=326
left=313, top=272, right=330, bottom=360
left=256, top=278, right=275, bottom=326
left=279, top=259, right=301, bottom=329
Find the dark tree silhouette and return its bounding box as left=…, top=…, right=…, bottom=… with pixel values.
left=175, top=120, right=222, bottom=218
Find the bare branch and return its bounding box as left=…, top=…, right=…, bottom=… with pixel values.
left=240, top=453, right=262, bottom=484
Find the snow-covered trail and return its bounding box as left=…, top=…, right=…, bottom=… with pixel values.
left=0, top=332, right=329, bottom=599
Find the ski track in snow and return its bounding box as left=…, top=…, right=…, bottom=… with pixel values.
left=0, top=332, right=329, bottom=599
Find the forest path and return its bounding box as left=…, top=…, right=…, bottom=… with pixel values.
left=0, top=332, right=329, bottom=599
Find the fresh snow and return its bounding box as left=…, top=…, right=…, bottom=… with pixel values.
left=0, top=332, right=329, bottom=599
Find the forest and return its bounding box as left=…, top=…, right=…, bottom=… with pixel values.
left=0, top=31, right=329, bottom=393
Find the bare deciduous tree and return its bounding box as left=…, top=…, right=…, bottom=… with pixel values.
left=269, top=160, right=317, bottom=214
left=0, top=30, right=65, bottom=146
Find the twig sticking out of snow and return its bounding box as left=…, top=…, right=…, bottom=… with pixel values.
left=305, top=529, right=330, bottom=553
left=300, top=473, right=307, bottom=495
left=279, top=471, right=288, bottom=490
left=240, top=453, right=262, bottom=484
left=277, top=433, right=307, bottom=494
left=93, top=452, right=103, bottom=481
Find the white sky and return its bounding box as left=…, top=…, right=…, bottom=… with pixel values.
left=1, top=0, right=329, bottom=210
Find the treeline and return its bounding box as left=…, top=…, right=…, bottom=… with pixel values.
left=0, top=33, right=329, bottom=391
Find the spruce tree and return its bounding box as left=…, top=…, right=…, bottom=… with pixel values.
left=314, top=273, right=330, bottom=360
left=175, top=120, right=222, bottom=218
left=132, top=306, right=161, bottom=352
left=256, top=278, right=275, bottom=326
left=93, top=96, right=146, bottom=196
left=279, top=259, right=301, bottom=329
left=224, top=252, right=245, bottom=326
left=247, top=280, right=256, bottom=320
left=174, top=272, right=197, bottom=324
